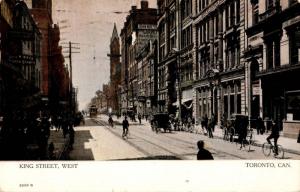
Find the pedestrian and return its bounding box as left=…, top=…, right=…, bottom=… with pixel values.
left=201, top=114, right=208, bottom=134
left=122, top=116, right=129, bottom=139
left=207, top=119, right=214, bottom=138
left=62, top=115, right=68, bottom=138
left=108, top=115, right=114, bottom=127
left=258, top=116, right=265, bottom=134
left=197, top=140, right=214, bottom=160
left=211, top=114, right=216, bottom=132
left=48, top=142, right=55, bottom=159
left=69, top=125, right=75, bottom=150
left=138, top=114, right=142, bottom=125
left=56, top=115, right=62, bottom=132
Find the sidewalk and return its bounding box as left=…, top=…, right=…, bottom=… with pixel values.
left=212, top=127, right=300, bottom=155
left=102, top=114, right=300, bottom=155
left=48, top=129, right=70, bottom=160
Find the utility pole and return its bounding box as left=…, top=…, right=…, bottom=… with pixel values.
left=63, top=41, right=80, bottom=115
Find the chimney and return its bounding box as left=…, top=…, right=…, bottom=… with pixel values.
left=131, top=5, right=137, bottom=10
left=141, top=0, right=148, bottom=10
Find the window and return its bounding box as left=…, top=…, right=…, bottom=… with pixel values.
left=199, top=0, right=209, bottom=12
left=266, top=41, right=274, bottom=69
left=266, top=0, right=275, bottom=9
left=230, top=3, right=235, bottom=27
left=266, top=36, right=281, bottom=69
left=252, top=2, right=259, bottom=25
left=290, top=26, right=300, bottom=65
left=286, top=91, right=300, bottom=121
left=169, top=11, right=176, bottom=31
left=289, top=0, right=298, bottom=6
left=181, top=0, right=192, bottom=20
left=181, top=26, right=193, bottom=48
left=236, top=0, right=240, bottom=23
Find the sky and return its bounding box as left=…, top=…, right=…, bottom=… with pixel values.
left=52, top=0, right=157, bottom=110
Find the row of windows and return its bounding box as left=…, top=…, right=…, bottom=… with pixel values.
left=197, top=82, right=242, bottom=119
left=158, top=67, right=166, bottom=89
left=181, top=26, right=193, bottom=48
left=224, top=0, right=240, bottom=29
left=197, top=0, right=210, bottom=12
left=252, top=0, right=298, bottom=25
left=265, top=27, right=300, bottom=70
left=181, top=0, right=192, bottom=20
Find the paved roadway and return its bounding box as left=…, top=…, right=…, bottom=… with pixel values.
left=68, top=117, right=300, bottom=160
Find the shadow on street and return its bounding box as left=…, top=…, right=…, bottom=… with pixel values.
left=68, top=130, right=94, bottom=160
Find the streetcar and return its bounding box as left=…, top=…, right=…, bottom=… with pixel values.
left=89, top=105, right=98, bottom=117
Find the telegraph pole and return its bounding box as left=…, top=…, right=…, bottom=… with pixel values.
left=63, top=41, right=80, bottom=115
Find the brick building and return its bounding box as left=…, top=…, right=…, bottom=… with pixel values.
left=0, top=0, right=15, bottom=113
left=25, top=0, right=53, bottom=101
left=120, top=0, right=158, bottom=115
left=136, top=40, right=158, bottom=116
left=49, top=24, right=69, bottom=115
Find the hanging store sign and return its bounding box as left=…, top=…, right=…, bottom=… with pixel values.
left=252, top=84, right=260, bottom=95
left=138, top=24, right=156, bottom=30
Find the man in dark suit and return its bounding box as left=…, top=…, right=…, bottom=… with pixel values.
left=197, top=140, right=214, bottom=160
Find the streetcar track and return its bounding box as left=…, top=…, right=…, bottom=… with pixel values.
left=92, top=119, right=162, bottom=158
left=93, top=118, right=245, bottom=160
left=92, top=118, right=189, bottom=159
left=132, top=126, right=246, bottom=159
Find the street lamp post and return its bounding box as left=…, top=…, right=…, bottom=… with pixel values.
left=173, top=48, right=182, bottom=125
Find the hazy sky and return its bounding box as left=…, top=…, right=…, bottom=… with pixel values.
left=52, top=0, right=157, bottom=110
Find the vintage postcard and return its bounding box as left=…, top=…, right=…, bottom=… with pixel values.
left=0, top=0, right=300, bottom=191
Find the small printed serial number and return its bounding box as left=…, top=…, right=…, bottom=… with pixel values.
left=19, top=184, right=33, bottom=187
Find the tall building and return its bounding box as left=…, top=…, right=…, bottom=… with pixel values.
left=244, top=0, right=300, bottom=138
left=26, top=0, right=53, bottom=100
left=0, top=0, right=15, bottom=113
left=192, top=0, right=247, bottom=126
left=157, top=0, right=194, bottom=121
left=120, top=0, right=158, bottom=115
left=136, top=40, right=158, bottom=116
left=107, top=23, right=121, bottom=114
left=0, top=0, right=42, bottom=114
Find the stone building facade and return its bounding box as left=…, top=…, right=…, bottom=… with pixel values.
left=244, top=0, right=300, bottom=138
left=193, top=0, right=247, bottom=127
left=157, top=0, right=194, bottom=122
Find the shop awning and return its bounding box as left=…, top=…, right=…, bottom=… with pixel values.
left=172, top=98, right=193, bottom=107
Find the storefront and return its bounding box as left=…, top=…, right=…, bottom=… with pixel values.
left=194, top=68, right=246, bottom=126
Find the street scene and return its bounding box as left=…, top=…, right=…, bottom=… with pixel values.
left=65, top=115, right=300, bottom=160
left=1, top=0, right=300, bottom=161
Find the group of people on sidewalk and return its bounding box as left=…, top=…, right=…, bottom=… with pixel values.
left=200, top=114, right=217, bottom=138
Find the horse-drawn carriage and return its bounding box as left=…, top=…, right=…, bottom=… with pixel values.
left=150, top=113, right=172, bottom=133
left=223, top=114, right=255, bottom=150
left=223, top=114, right=248, bottom=141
